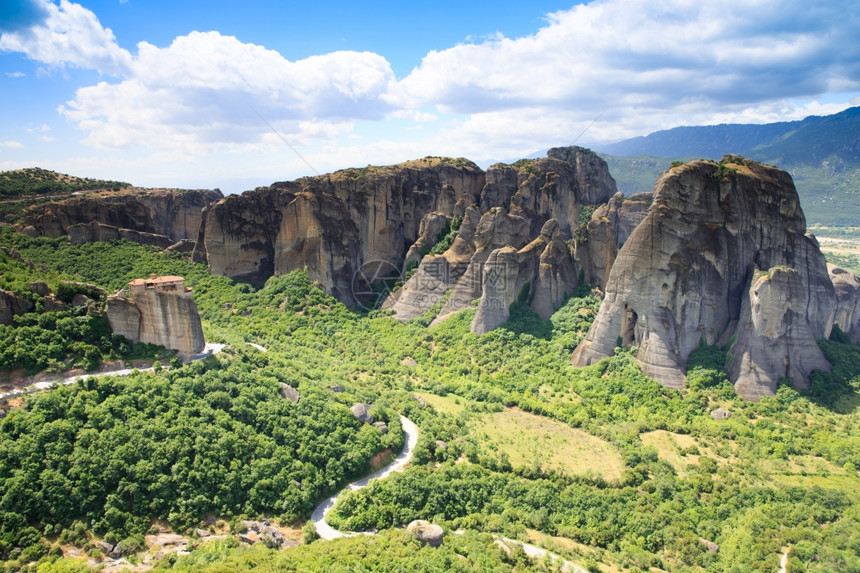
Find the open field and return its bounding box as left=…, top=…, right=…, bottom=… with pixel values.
left=472, top=406, right=626, bottom=480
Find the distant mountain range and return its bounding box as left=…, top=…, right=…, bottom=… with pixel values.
left=593, top=106, right=860, bottom=226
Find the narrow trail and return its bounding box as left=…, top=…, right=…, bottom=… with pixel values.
left=312, top=415, right=588, bottom=572
left=0, top=342, right=228, bottom=401
left=312, top=415, right=419, bottom=539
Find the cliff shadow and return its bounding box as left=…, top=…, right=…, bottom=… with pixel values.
left=498, top=302, right=552, bottom=340
left=802, top=339, right=860, bottom=414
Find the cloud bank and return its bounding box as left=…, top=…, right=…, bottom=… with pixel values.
left=2, top=0, right=859, bottom=160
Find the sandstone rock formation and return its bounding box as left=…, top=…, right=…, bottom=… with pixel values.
left=194, top=149, right=617, bottom=320
left=106, top=275, right=205, bottom=359
left=67, top=221, right=174, bottom=249
left=194, top=157, right=485, bottom=303
left=830, top=264, right=860, bottom=343
left=23, top=188, right=222, bottom=245
left=727, top=267, right=832, bottom=400
left=573, top=192, right=651, bottom=291
left=382, top=150, right=616, bottom=329
left=572, top=157, right=835, bottom=400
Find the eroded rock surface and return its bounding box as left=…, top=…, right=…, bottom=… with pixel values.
left=195, top=148, right=616, bottom=321
left=24, top=188, right=222, bottom=244
left=830, top=264, right=860, bottom=343
left=383, top=149, right=616, bottom=329
left=572, top=157, right=835, bottom=400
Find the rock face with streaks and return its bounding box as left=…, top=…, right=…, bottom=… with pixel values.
left=727, top=267, right=832, bottom=400
left=829, top=264, right=860, bottom=343
left=23, top=188, right=222, bottom=245
left=572, top=157, right=835, bottom=400
left=194, top=148, right=617, bottom=320
left=384, top=149, right=616, bottom=328
left=194, top=158, right=486, bottom=304
left=106, top=275, right=205, bottom=359
left=573, top=192, right=651, bottom=291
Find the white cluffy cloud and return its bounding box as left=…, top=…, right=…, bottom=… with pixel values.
left=385, top=0, right=860, bottom=143
left=0, top=0, right=131, bottom=75
left=2, top=0, right=860, bottom=169
left=61, top=31, right=396, bottom=151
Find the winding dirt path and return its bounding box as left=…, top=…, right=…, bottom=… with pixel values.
left=312, top=415, right=419, bottom=539
left=0, top=342, right=227, bottom=401
left=311, top=416, right=588, bottom=571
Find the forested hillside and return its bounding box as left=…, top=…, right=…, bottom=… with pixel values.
left=1, top=231, right=859, bottom=572
left=0, top=168, right=129, bottom=198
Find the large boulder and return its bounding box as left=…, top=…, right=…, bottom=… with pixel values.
left=0, top=289, right=34, bottom=325
left=406, top=520, right=444, bottom=548
left=572, top=157, right=835, bottom=400
left=350, top=403, right=373, bottom=424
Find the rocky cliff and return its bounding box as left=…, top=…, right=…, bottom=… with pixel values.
left=571, top=156, right=836, bottom=400
left=383, top=150, right=616, bottom=327
left=22, top=188, right=222, bottom=246
left=573, top=192, right=651, bottom=291
left=193, top=157, right=486, bottom=304
left=830, top=264, right=860, bottom=343
left=194, top=148, right=617, bottom=313
left=106, top=275, right=205, bottom=359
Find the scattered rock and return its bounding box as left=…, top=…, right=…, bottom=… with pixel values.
left=401, top=356, right=417, bottom=367
left=328, top=384, right=344, bottom=393
left=699, top=538, right=720, bottom=553
left=43, top=296, right=67, bottom=312
left=0, top=289, right=34, bottom=325
left=351, top=403, right=373, bottom=424
left=109, top=541, right=123, bottom=559
left=238, top=520, right=288, bottom=549
left=28, top=281, right=51, bottom=297
left=415, top=395, right=427, bottom=407
left=97, top=541, right=115, bottom=556
left=373, top=421, right=389, bottom=434
left=407, top=520, right=444, bottom=547
left=278, top=383, right=300, bottom=403
left=71, top=293, right=91, bottom=307
left=710, top=407, right=732, bottom=420
left=494, top=539, right=512, bottom=555
left=435, top=440, right=448, bottom=450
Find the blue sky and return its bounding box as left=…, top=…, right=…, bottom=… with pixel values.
left=2, top=0, right=859, bottom=193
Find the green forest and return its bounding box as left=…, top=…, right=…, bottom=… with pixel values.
left=1, top=227, right=859, bottom=572
left=0, top=168, right=129, bottom=199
